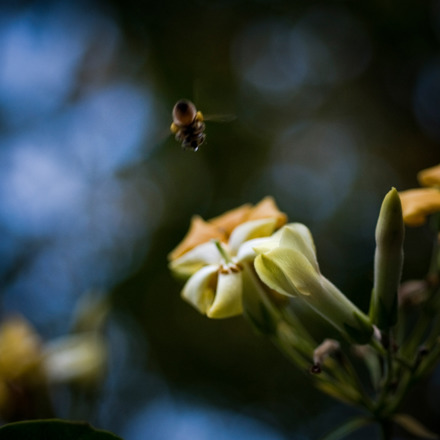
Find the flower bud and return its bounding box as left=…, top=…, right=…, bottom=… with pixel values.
left=370, top=188, right=405, bottom=329
left=312, top=339, right=341, bottom=373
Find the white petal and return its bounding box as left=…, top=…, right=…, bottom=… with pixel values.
left=236, top=236, right=279, bottom=261
left=254, top=249, right=316, bottom=297
left=43, top=333, right=106, bottom=384
left=169, top=241, right=222, bottom=278
left=228, top=218, right=278, bottom=254
left=181, top=265, right=218, bottom=314
left=279, top=223, right=319, bottom=272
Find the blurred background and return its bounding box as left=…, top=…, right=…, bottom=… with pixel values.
left=0, top=0, right=439, bottom=438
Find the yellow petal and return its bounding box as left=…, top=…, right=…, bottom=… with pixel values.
left=247, top=196, right=287, bottom=228
left=398, top=188, right=440, bottom=226
left=228, top=218, right=278, bottom=254
left=207, top=270, right=243, bottom=318
left=208, top=203, right=252, bottom=235
left=168, top=216, right=227, bottom=261
left=0, top=316, right=42, bottom=380
left=417, top=163, right=440, bottom=187
left=208, top=196, right=287, bottom=235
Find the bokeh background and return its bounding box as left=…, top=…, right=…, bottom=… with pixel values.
left=0, top=0, right=440, bottom=438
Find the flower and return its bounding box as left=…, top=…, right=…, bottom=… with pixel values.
left=399, top=188, right=440, bottom=227
left=0, top=316, right=46, bottom=419
left=0, top=312, right=107, bottom=420
left=168, top=197, right=287, bottom=318
left=253, top=223, right=374, bottom=344
left=399, top=164, right=440, bottom=226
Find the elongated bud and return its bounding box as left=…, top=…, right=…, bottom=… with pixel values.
left=369, top=188, right=405, bottom=329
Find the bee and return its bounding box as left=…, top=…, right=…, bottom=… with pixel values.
left=170, top=99, right=206, bottom=151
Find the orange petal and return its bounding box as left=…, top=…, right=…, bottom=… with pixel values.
left=247, top=196, right=287, bottom=228
left=208, top=204, right=252, bottom=236
left=418, top=163, right=440, bottom=187
left=399, top=188, right=440, bottom=226
left=168, top=216, right=227, bottom=261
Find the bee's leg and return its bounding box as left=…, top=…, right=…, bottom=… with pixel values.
left=199, top=133, right=206, bottom=145
left=170, top=122, right=179, bottom=134
left=175, top=131, right=184, bottom=142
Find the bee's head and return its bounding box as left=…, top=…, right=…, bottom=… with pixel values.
left=172, top=99, right=197, bottom=126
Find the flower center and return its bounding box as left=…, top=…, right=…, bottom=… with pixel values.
left=212, top=239, right=243, bottom=274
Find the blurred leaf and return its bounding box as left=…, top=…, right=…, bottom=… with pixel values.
left=315, top=380, right=361, bottom=406
left=393, top=414, right=439, bottom=439
left=0, top=419, right=123, bottom=440
left=320, top=416, right=372, bottom=440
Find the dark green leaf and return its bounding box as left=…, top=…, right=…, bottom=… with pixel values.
left=320, top=416, right=373, bottom=440
left=0, top=419, right=123, bottom=440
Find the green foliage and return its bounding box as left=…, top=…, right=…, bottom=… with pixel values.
left=319, top=416, right=373, bottom=440
left=393, top=414, right=439, bottom=439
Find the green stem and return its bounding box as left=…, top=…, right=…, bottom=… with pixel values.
left=374, top=330, right=396, bottom=415
left=212, top=239, right=233, bottom=264
left=379, top=419, right=393, bottom=440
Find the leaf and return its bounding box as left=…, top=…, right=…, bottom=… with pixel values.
left=314, top=381, right=361, bottom=406
left=393, top=414, right=439, bottom=439
left=320, top=416, right=373, bottom=440
left=0, top=419, right=123, bottom=440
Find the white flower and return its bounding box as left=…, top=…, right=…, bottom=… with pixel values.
left=254, top=223, right=374, bottom=344
left=171, top=218, right=279, bottom=318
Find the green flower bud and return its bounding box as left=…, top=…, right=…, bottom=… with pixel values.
left=370, top=188, right=405, bottom=329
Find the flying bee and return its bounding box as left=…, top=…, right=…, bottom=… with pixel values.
left=170, top=99, right=206, bottom=151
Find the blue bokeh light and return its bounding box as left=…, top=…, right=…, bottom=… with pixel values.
left=123, top=396, right=292, bottom=440
left=0, top=2, right=159, bottom=336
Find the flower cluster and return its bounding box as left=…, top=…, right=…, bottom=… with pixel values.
left=168, top=166, right=440, bottom=439
left=168, top=196, right=374, bottom=345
